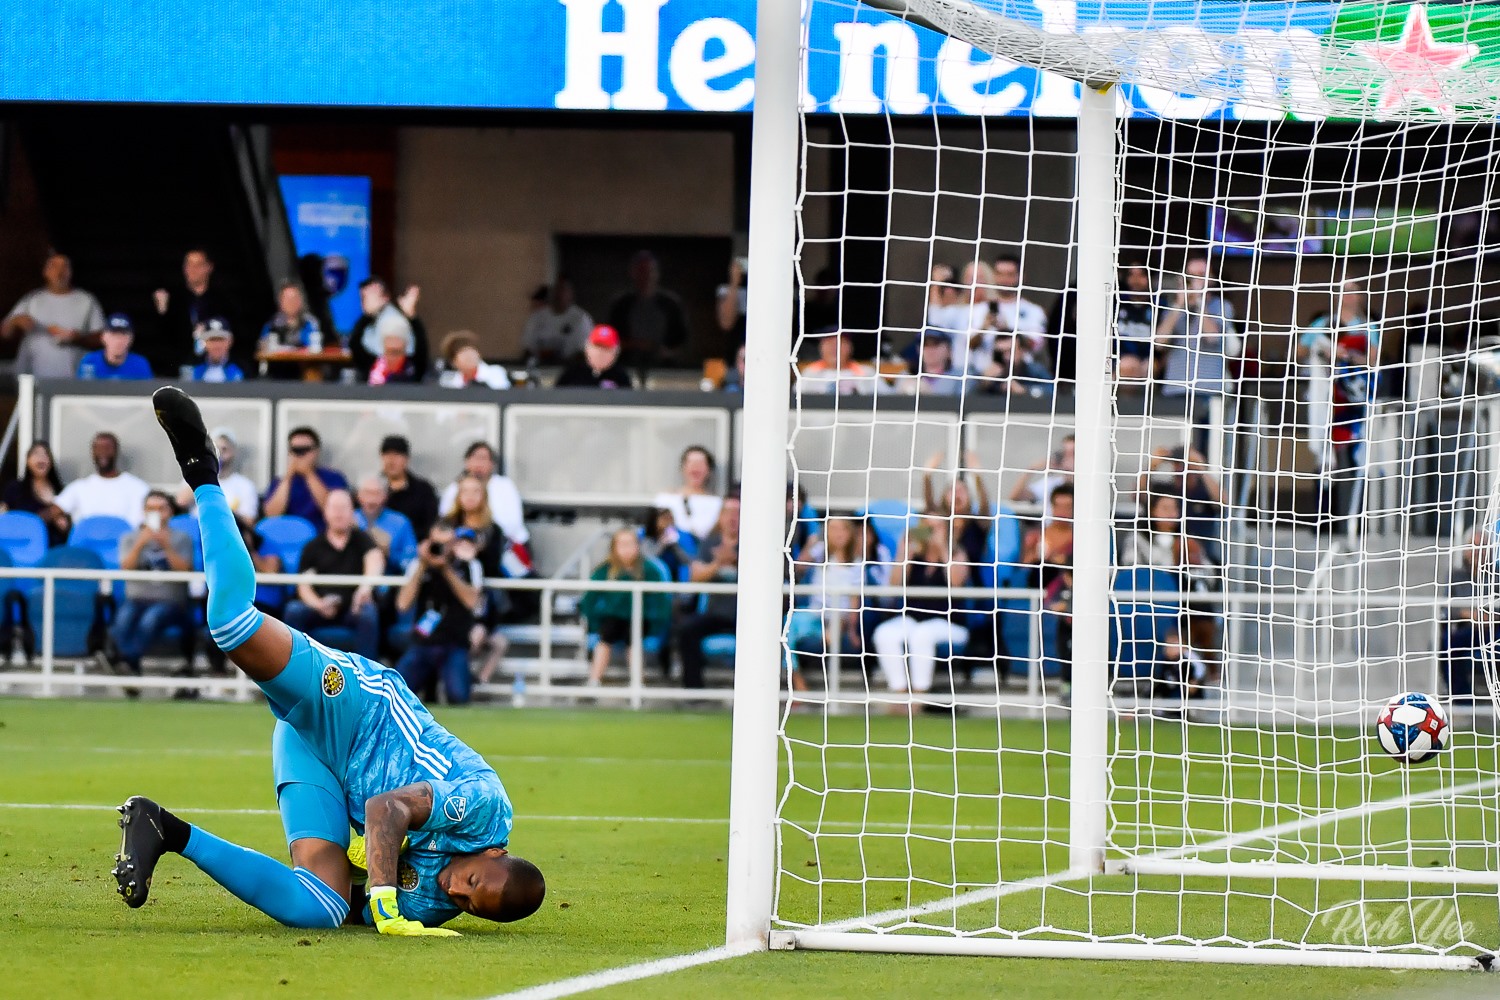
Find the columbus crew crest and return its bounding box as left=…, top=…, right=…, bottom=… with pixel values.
left=398, top=861, right=418, bottom=892
left=321, top=664, right=345, bottom=697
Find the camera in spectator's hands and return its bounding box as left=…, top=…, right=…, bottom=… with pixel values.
left=422, top=540, right=447, bottom=563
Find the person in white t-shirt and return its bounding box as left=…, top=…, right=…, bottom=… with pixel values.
left=652, top=445, right=723, bottom=542
left=982, top=253, right=1049, bottom=369
left=55, top=432, right=151, bottom=528
left=2, top=252, right=105, bottom=378
left=522, top=278, right=593, bottom=363
left=174, top=427, right=260, bottom=526
left=437, top=442, right=529, bottom=545
left=927, top=260, right=996, bottom=377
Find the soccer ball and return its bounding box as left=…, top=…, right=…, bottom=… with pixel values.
left=1374, top=692, right=1450, bottom=764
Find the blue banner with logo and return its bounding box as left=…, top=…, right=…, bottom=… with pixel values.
left=0, top=0, right=1417, bottom=118
left=278, top=176, right=371, bottom=334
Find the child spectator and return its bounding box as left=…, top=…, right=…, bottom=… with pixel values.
left=436, top=330, right=512, bottom=390
left=580, top=528, right=671, bottom=688
left=652, top=445, right=722, bottom=542
left=77, top=314, right=153, bottom=380
left=640, top=506, right=692, bottom=584
left=191, top=319, right=245, bottom=383
left=3, top=440, right=71, bottom=546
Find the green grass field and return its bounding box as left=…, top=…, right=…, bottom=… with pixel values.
left=4, top=698, right=1494, bottom=999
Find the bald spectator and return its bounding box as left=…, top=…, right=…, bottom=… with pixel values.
left=56, top=432, right=151, bottom=527
left=607, top=250, right=689, bottom=376
left=356, top=474, right=418, bottom=572
left=284, top=489, right=383, bottom=660
left=3, top=251, right=104, bottom=377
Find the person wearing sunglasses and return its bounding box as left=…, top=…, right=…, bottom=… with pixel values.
left=262, top=426, right=349, bottom=531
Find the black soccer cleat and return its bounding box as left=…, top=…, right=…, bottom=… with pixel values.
left=151, top=385, right=218, bottom=487
left=113, top=795, right=170, bottom=909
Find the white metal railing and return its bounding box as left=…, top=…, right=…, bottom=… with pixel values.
left=0, top=563, right=1484, bottom=710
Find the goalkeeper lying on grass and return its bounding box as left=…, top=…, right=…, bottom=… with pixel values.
left=111, top=386, right=544, bottom=936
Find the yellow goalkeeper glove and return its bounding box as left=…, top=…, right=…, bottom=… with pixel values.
left=347, top=834, right=409, bottom=882
left=369, top=886, right=460, bottom=938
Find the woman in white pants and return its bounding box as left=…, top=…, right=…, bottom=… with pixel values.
left=873, top=517, right=969, bottom=706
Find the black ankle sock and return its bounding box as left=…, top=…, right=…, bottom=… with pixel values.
left=158, top=806, right=191, bottom=854
left=180, top=460, right=218, bottom=492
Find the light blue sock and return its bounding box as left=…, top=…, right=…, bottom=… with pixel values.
left=194, top=484, right=263, bottom=651
left=182, top=826, right=348, bottom=929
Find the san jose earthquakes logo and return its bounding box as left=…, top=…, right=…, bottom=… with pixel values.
left=398, top=860, right=418, bottom=892
left=321, top=664, right=345, bottom=698
left=443, top=796, right=468, bottom=823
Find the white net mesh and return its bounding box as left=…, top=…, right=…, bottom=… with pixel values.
left=774, top=0, right=1500, bottom=963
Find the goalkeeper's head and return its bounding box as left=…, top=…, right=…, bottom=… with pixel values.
left=440, top=848, right=546, bottom=923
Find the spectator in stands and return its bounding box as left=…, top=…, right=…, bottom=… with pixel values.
left=895, top=330, right=961, bottom=396
left=1045, top=556, right=1074, bottom=692
left=988, top=252, right=1049, bottom=363
left=1300, top=280, right=1379, bottom=531
left=923, top=450, right=992, bottom=566
left=190, top=319, right=245, bottom=383
left=555, top=324, right=634, bottom=389
left=438, top=442, right=528, bottom=547
left=76, top=313, right=152, bottom=381
left=102, top=491, right=194, bottom=678
left=2, top=251, right=104, bottom=378
left=522, top=278, right=593, bottom=364
left=1140, top=445, right=1223, bottom=560
left=350, top=278, right=428, bottom=382
left=721, top=344, right=747, bottom=393
left=379, top=435, right=438, bottom=540
left=153, top=248, right=235, bottom=376
left=285, top=489, right=382, bottom=660
left=653, top=445, right=722, bottom=543
left=715, top=258, right=748, bottom=346
left=1020, top=483, right=1075, bottom=587
left=369, top=326, right=421, bottom=385
left=1443, top=528, right=1487, bottom=701
left=927, top=262, right=993, bottom=376
left=356, top=474, right=418, bottom=572
left=56, top=432, right=151, bottom=528
left=261, top=426, right=349, bottom=531
left=442, top=473, right=507, bottom=578
left=175, top=428, right=261, bottom=528
left=872, top=516, right=970, bottom=711
left=260, top=282, right=323, bottom=351
left=799, top=330, right=877, bottom=396
left=581, top=527, right=672, bottom=689
left=640, top=506, right=692, bottom=585
left=436, top=330, right=511, bottom=390
left=442, top=474, right=523, bottom=683
left=394, top=521, right=484, bottom=706
left=1010, top=434, right=1075, bottom=516
left=978, top=331, right=1052, bottom=397
left=785, top=516, right=870, bottom=693
left=1156, top=256, right=1240, bottom=451
left=678, top=492, right=740, bottom=689
left=3, top=440, right=71, bottom=546
left=608, top=250, right=689, bottom=376
left=926, top=263, right=961, bottom=325
left=1115, top=492, right=1220, bottom=687
left=1116, top=264, right=1158, bottom=384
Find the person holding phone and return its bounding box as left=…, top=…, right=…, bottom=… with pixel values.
left=101, top=491, right=195, bottom=679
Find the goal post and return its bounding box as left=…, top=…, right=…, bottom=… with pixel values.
left=730, top=0, right=1500, bottom=972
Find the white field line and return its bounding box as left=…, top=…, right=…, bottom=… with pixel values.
left=479, top=942, right=761, bottom=1000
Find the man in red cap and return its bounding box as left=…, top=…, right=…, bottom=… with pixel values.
left=554, top=324, right=635, bottom=389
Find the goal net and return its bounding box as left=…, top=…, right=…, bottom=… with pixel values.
left=758, top=0, right=1500, bottom=969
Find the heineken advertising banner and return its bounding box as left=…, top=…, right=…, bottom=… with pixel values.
left=3, top=0, right=1498, bottom=118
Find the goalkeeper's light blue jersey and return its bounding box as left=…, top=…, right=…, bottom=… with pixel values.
left=300, top=638, right=514, bottom=926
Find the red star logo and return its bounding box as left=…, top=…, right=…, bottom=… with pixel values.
left=1355, top=4, right=1479, bottom=114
